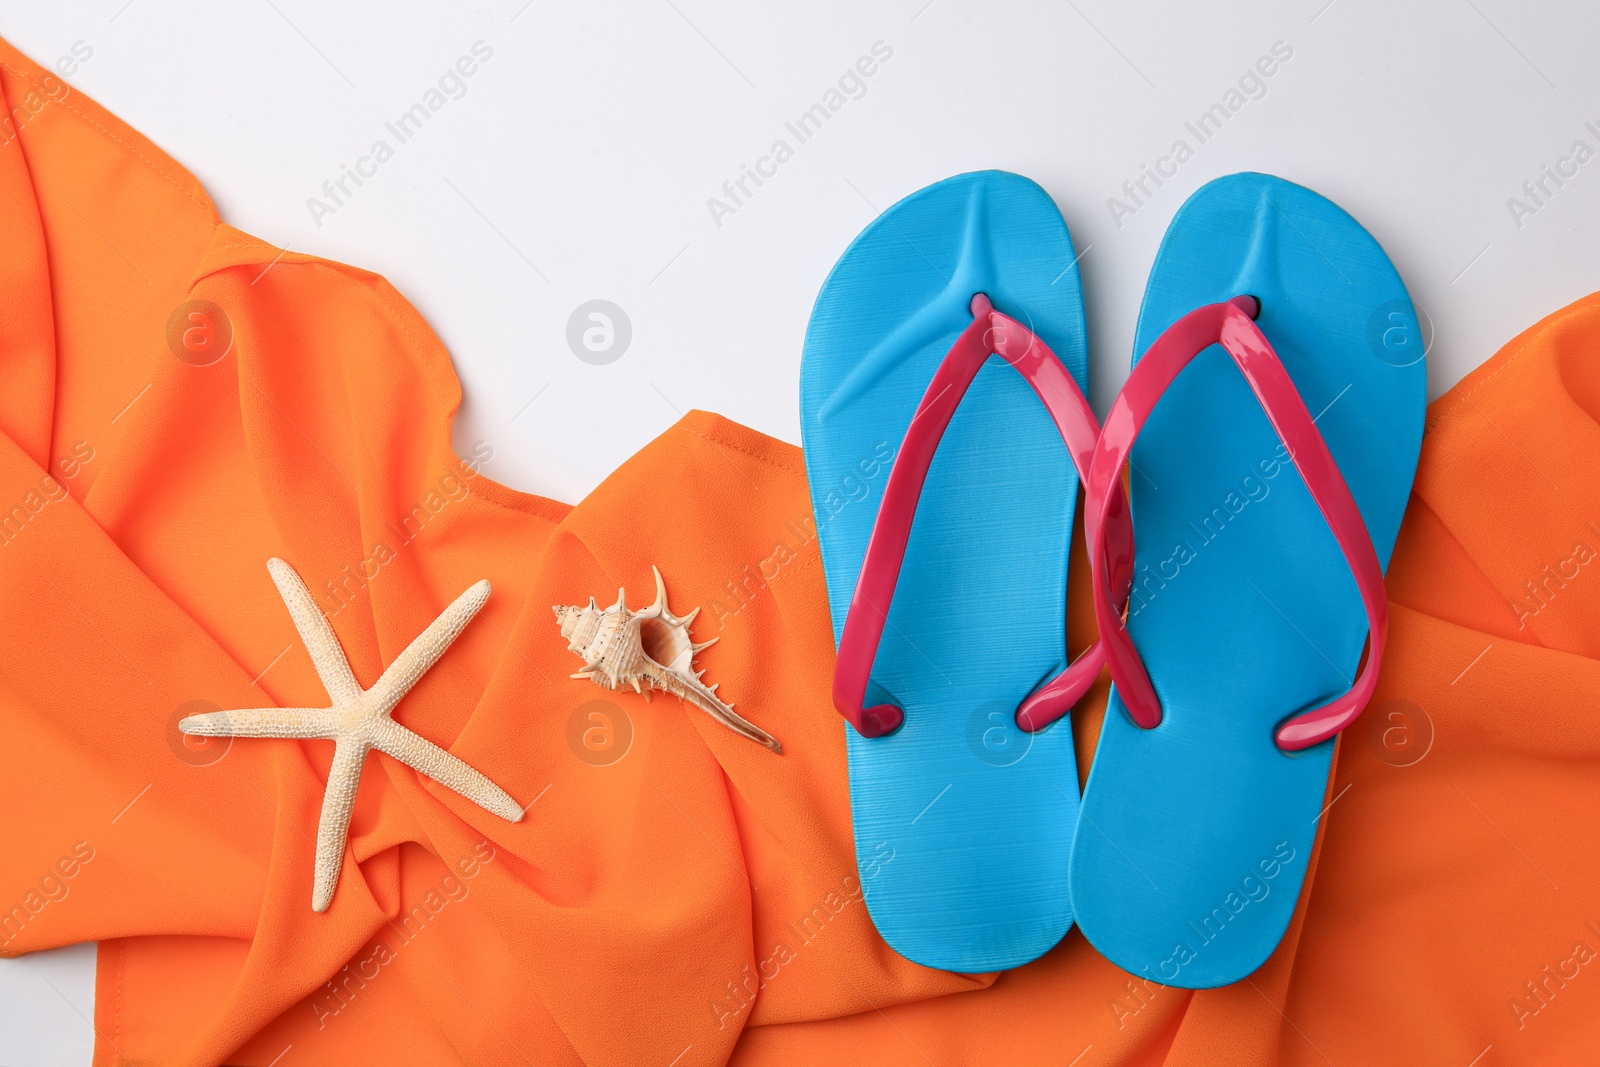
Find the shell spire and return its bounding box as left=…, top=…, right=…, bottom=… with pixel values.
left=553, top=567, right=781, bottom=753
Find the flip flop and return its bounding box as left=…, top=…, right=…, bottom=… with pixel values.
left=1069, top=173, right=1426, bottom=988
left=800, top=171, right=1127, bottom=971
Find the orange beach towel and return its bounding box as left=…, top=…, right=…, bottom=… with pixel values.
left=0, top=30, right=1598, bottom=1067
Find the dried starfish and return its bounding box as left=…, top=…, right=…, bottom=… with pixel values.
left=181, top=558, right=523, bottom=912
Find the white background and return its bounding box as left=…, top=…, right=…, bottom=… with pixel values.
left=0, top=0, right=1595, bottom=1060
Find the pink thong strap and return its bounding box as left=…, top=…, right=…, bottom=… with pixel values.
left=1082, top=297, right=1388, bottom=751
left=833, top=294, right=1132, bottom=739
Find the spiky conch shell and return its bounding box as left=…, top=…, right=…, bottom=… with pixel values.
left=553, top=567, right=782, bottom=753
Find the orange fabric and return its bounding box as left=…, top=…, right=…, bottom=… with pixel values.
left=1, top=31, right=1597, bottom=1067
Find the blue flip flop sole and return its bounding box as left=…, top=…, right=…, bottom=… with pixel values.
left=800, top=171, right=1088, bottom=972
left=1069, top=173, right=1426, bottom=988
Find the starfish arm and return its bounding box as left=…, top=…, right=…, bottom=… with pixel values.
left=311, top=737, right=369, bottom=912
left=369, top=581, right=491, bottom=714
left=179, top=707, right=340, bottom=739
left=366, top=717, right=523, bottom=822
left=267, top=558, right=363, bottom=706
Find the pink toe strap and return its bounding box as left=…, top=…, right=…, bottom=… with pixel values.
left=1083, top=298, right=1388, bottom=752
left=833, top=294, right=1132, bottom=739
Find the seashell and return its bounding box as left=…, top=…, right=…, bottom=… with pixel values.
left=554, top=567, right=782, bottom=753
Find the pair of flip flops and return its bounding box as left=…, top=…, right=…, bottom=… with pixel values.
left=799, top=171, right=1425, bottom=986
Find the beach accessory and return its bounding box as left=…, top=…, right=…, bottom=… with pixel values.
left=180, top=558, right=524, bottom=911
left=801, top=170, right=1124, bottom=970
left=1069, top=173, right=1426, bottom=987
left=554, top=566, right=782, bottom=751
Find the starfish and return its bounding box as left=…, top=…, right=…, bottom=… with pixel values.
left=181, top=558, right=524, bottom=911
